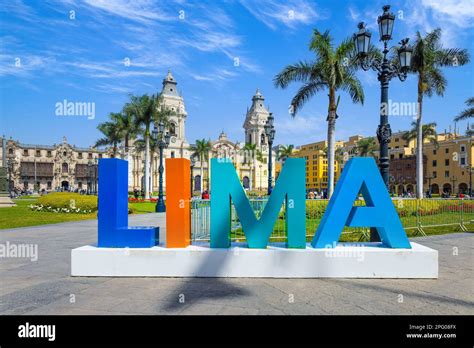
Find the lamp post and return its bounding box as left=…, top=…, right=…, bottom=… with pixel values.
left=427, top=175, right=433, bottom=197
left=353, top=5, right=412, bottom=242
left=190, top=155, right=196, bottom=197
left=87, top=160, right=92, bottom=195
left=94, top=157, right=98, bottom=194
left=153, top=121, right=170, bottom=212
left=264, top=112, right=275, bottom=195
left=7, top=155, right=14, bottom=198
left=451, top=176, right=457, bottom=196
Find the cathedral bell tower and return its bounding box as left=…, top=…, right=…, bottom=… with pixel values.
left=243, top=89, right=271, bottom=148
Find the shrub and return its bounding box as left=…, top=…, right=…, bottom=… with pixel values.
left=31, top=192, right=97, bottom=214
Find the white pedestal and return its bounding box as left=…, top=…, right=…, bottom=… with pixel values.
left=71, top=242, right=438, bottom=278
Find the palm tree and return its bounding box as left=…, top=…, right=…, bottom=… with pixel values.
left=242, top=143, right=257, bottom=190
left=454, top=97, right=474, bottom=121
left=190, top=139, right=212, bottom=193
left=409, top=28, right=470, bottom=198
left=95, top=119, right=122, bottom=157
left=274, top=30, right=365, bottom=198
left=356, top=137, right=377, bottom=157
left=277, top=144, right=294, bottom=163
left=111, top=109, right=139, bottom=158
left=127, top=94, right=157, bottom=199
left=402, top=121, right=438, bottom=148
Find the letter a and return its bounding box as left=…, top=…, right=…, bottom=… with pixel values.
left=311, top=158, right=411, bottom=249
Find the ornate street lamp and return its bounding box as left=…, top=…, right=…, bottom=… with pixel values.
left=190, top=155, right=196, bottom=197
left=94, top=157, right=98, bottom=194
left=264, top=112, right=276, bottom=195
left=87, top=160, right=93, bottom=195
left=154, top=121, right=170, bottom=212
left=353, top=5, right=412, bottom=242
left=7, top=155, right=14, bottom=198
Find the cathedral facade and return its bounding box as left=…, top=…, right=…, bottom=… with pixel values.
left=126, top=71, right=276, bottom=194
left=2, top=71, right=276, bottom=194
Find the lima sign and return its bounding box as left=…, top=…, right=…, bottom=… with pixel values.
left=96, top=157, right=411, bottom=250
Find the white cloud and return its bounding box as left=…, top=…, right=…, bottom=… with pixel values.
left=421, top=0, right=474, bottom=28
left=240, top=0, right=326, bottom=30
left=275, top=113, right=326, bottom=145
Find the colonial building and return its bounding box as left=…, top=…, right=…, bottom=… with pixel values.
left=1, top=136, right=108, bottom=193
left=292, top=140, right=342, bottom=193
left=1, top=71, right=276, bottom=194
left=125, top=72, right=275, bottom=194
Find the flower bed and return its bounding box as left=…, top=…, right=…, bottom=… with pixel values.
left=29, top=192, right=97, bottom=214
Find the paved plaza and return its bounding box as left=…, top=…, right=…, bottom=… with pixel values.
left=0, top=214, right=473, bottom=315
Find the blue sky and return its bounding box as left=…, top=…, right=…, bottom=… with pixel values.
left=1, top=0, right=473, bottom=148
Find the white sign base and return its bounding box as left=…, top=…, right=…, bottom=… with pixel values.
left=71, top=242, right=438, bottom=278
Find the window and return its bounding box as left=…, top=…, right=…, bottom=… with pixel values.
left=171, top=151, right=175, bottom=158
left=433, top=149, right=437, bottom=155
left=445, top=159, right=449, bottom=166
left=395, top=138, right=399, bottom=142
left=63, top=151, right=67, bottom=156
left=8, top=148, right=13, bottom=155
left=47, top=150, right=52, bottom=157
left=62, top=163, right=68, bottom=173
left=461, top=145, right=466, bottom=152
left=390, top=154, right=394, bottom=159
left=47, top=181, right=52, bottom=189
left=88, top=153, right=92, bottom=159
left=445, top=148, right=449, bottom=154
left=399, top=154, right=403, bottom=159
left=170, top=123, right=177, bottom=136
left=23, top=149, right=28, bottom=156
left=36, top=149, right=41, bottom=156
left=78, top=152, right=83, bottom=159
left=461, top=157, right=466, bottom=165
left=445, top=171, right=449, bottom=178
left=432, top=171, right=437, bottom=178
left=99, top=154, right=103, bottom=158
left=432, top=160, right=437, bottom=167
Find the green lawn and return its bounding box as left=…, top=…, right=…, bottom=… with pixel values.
left=0, top=197, right=158, bottom=229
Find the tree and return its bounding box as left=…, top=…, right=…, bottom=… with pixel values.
left=277, top=144, right=294, bottom=162
left=402, top=121, right=438, bottom=148
left=454, top=97, right=474, bottom=122
left=95, top=118, right=122, bottom=157
left=274, top=29, right=365, bottom=198
left=111, top=109, right=139, bottom=158
left=409, top=28, right=470, bottom=198
left=127, top=94, right=158, bottom=199
left=356, top=137, right=377, bottom=157
left=190, top=139, right=212, bottom=193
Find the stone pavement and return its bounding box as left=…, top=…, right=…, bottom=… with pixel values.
left=0, top=214, right=473, bottom=315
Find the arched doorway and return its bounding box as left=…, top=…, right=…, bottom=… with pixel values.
left=397, top=184, right=404, bottom=195
left=443, top=183, right=452, bottom=194
left=194, top=175, right=201, bottom=192
left=459, top=183, right=468, bottom=194
left=431, top=183, right=439, bottom=194
left=243, top=176, right=250, bottom=189
left=61, top=180, right=69, bottom=191
left=406, top=184, right=414, bottom=194
left=389, top=185, right=396, bottom=195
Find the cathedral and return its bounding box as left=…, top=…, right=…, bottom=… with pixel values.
left=1, top=71, right=276, bottom=194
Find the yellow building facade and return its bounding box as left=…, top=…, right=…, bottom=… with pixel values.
left=292, top=140, right=342, bottom=193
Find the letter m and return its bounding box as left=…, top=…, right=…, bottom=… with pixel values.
left=210, top=158, right=306, bottom=249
